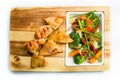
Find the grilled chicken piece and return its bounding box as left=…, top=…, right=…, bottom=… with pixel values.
left=54, top=30, right=73, bottom=43
left=48, top=29, right=58, bottom=40
left=38, top=30, right=64, bottom=56
left=24, top=40, right=38, bottom=54
left=35, top=25, right=53, bottom=39
left=35, top=16, right=64, bottom=39
left=31, top=55, right=47, bottom=68
left=35, top=38, right=47, bottom=45
left=39, top=40, right=63, bottom=56
left=44, top=16, right=65, bottom=30
left=38, top=29, right=72, bottom=56
left=48, top=29, right=73, bottom=43
left=24, top=39, right=46, bottom=54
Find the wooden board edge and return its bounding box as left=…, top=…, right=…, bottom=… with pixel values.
left=11, top=6, right=110, bottom=11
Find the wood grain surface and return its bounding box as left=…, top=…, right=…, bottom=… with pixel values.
left=10, top=7, right=110, bottom=71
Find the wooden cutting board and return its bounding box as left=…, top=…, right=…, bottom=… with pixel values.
left=10, top=7, right=110, bottom=71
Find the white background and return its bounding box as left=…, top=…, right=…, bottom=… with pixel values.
left=0, top=0, right=119, bottom=80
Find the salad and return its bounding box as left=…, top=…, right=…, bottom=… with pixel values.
left=68, top=11, right=103, bottom=64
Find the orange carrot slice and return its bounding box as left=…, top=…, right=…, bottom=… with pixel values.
left=87, top=19, right=92, bottom=25
left=80, top=15, right=87, bottom=20
left=69, top=50, right=80, bottom=57
left=86, top=25, right=92, bottom=32
left=89, top=50, right=102, bottom=64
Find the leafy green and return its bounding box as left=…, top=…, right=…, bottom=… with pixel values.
left=74, top=54, right=85, bottom=64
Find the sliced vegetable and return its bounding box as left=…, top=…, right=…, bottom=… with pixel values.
left=81, top=38, right=86, bottom=45
left=91, top=18, right=100, bottom=27
left=74, top=54, right=85, bottom=64
left=83, top=30, right=100, bottom=38
left=81, top=50, right=88, bottom=56
left=91, top=24, right=100, bottom=33
left=84, top=32, right=101, bottom=62
left=89, top=43, right=96, bottom=53
left=69, top=42, right=81, bottom=49
left=69, top=50, right=81, bottom=57
left=78, top=19, right=83, bottom=29
left=86, top=25, right=92, bottom=32
left=80, top=15, right=87, bottom=20
left=97, top=45, right=102, bottom=50
left=81, top=20, right=85, bottom=28
left=82, top=45, right=88, bottom=51
left=75, top=29, right=81, bottom=33
left=89, top=50, right=102, bottom=64
left=84, top=53, right=90, bottom=59
left=86, top=13, right=93, bottom=21
left=95, top=32, right=102, bottom=45
left=87, top=12, right=100, bottom=28
left=86, top=19, right=92, bottom=25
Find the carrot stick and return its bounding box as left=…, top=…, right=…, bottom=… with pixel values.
left=86, top=25, right=92, bottom=32
left=89, top=50, right=102, bottom=64
left=87, top=19, right=92, bottom=25
left=80, top=15, right=87, bottom=20
left=69, top=50, right=80, bottom=57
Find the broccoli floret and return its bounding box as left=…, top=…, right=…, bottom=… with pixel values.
left=69, top=31, right=81, bottom=49
left=73, top=54, right=85, bottom=64
left=69, top=31, right=80, bottom=43
left=69, top=42, right=81, bottom=49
